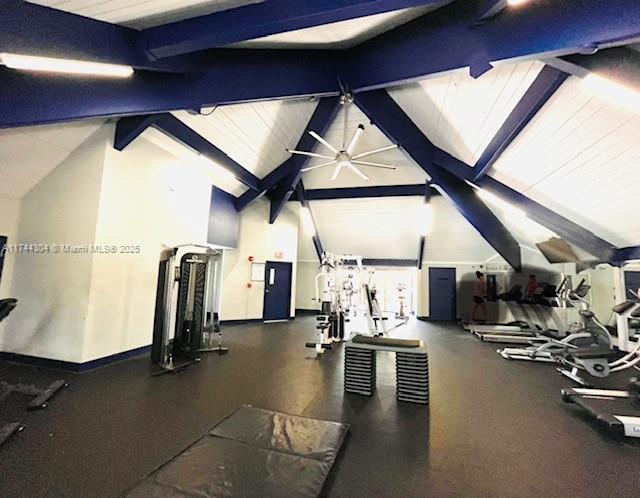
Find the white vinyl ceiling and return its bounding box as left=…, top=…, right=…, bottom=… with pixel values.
left=28, top=0, right=258, bottom=29
left=490, top=74, right=640, bottom=247
left=389, top=60, right=545, bottom=167
left=173, top=99, right=318, bottom=182
left=310, top=196, right=424, bottom=259
left=307, top=195, right=501, bottom=262
left=0, top=120, right=104, bottom=197
left=302, top=105, right=428, bottom=189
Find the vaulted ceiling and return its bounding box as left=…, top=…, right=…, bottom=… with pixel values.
left=3, top=0, right=640, bottom=264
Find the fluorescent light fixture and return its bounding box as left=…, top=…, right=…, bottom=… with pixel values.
left=581, top=73, right=640, bottom=113
left=507, top=0, right=529, bottom=6
left=422, top=202, right=434, bottom=236
left=300, top=206, right=316, bottom=236
left=476, top=189, right=527, bottom=220
left=0, top=53, right=133, bottom=78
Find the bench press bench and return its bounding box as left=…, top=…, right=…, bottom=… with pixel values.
left=344, top=334, right=429, bottom=404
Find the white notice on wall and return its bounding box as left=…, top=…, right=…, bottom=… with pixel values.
left=251, top=262, right=265, bottom=282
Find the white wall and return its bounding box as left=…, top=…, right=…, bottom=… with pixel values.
left=2, top=127, right=108, bottom=361
left=0, top=194, right=22, bottom=346
left=81, top=131, right=213, bottom=362
left=221, top=198, right=299, bottom=320
left=296, top=260, right=321, bottom=311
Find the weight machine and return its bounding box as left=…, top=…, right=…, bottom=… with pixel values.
left=152, top=245, right=228, bottom=375
left=306, top=252, right=354, bottom=354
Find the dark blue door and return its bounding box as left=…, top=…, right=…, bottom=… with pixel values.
left=263, top=261, right=293, bottom=321
left=429, top=267, right=457, bottom=321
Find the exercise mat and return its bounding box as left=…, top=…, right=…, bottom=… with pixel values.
left=125, top=406, right=349, bottom=498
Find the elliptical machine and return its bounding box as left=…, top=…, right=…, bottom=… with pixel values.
left=152, top=245, right=228, bottom=375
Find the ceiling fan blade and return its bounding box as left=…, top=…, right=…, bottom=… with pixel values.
left=347, top=163, right=370, bottom=181
left=351, top=160, right=397, bottom=170
left=287, top=149, right=334, bottom=160
left=351, top=144, right=399, bottom=160
left=331, top=163, right=343, bottom=181
left=309, top=131, right=340, bottom=154
left=301, top=161, right=337, bottom=172
left=346, top=124, right=365, bottom=155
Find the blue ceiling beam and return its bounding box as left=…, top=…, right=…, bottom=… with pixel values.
left=0, top=49, right=341, bottom=128
left=347, top=0, right=640, bottom=91
left=152, top=114, right=261, bottom=190
left=268, top=97, right=341, bottom=223
left=475, top=176, right=616, bottom=261
left=289, top=184, right=439, bottom=201
left=473, top=65, right=569, bottom=180
left=426, top=142, right=618, bottom=261
left=355, top=90, right=522, bottom=271
left=141, top=0, right=453, bottom=59
left=296, top=182, right=324, bottom=262
left=611, top=246, right=640, bottom=263
left=114, top=115, right=158, bottom=151
left=0, top=0, right=191, bottom=72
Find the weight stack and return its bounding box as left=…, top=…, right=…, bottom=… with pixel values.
left=344, top=347, right=376, bottom=396
left=396, top=352, right=429, bottom=404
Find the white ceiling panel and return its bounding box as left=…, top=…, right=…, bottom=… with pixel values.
left=29, top=0, right=258, bottom=29
left=0, top=120, right=104, bottom=197
left=232, top=6, right=436, bottom=50
left=311, top=197, right=423, bottom=259
left=424, top=197, right=502, bottom=263
left=490, top=74, right=640, bottom=247
left=388, top=60, right=545, bottom=166
left=173, top=98, right=318, bottom=179
left=141, top=127, right=247, bottom=197
left=302, top=105, right=428, bottom=189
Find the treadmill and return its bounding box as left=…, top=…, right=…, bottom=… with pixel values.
left=476, top=282, right=559, bottom=345
left=562, top=379, right=640, bottom=437
left=469, top=284, right=534, bottom=337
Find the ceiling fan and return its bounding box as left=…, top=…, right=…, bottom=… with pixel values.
left=287, top=93, right=399, bottom=181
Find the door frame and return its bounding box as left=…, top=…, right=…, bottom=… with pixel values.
left=428, top=267, right=457, bottom=321
left=262, top=260, right=293, bottom=322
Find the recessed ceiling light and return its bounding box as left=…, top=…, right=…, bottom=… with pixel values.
left=0, top=53, right=133, bottom=78
left=507, top=0, right=530, bottom=6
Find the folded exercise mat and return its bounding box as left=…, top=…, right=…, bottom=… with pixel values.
left=125, top=406, right=349, bottom=498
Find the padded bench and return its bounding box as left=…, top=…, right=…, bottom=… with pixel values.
left=344, top=335, right=429, bottom=404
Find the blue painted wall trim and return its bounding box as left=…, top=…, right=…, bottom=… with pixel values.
left=0, top=345, right=151, bottom=373
left=208, top=187, right=240, bottom=249
left=473, top=65, right=569, bottom=180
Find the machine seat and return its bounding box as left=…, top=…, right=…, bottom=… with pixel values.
left=0, top=298, right=18, bottom=322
